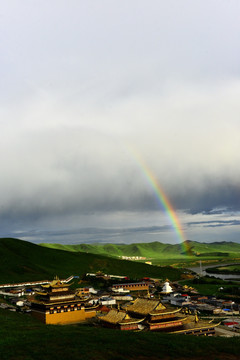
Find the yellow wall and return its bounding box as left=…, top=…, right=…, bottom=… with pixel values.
left=32, top=308, right=96, bottom=325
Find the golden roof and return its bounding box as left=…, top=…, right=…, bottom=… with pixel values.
left=171, top=318, right=221, bottom=334
left=42, top=278, right=70, bottom=289
left=35, top=291, right=48, bottom=296
left=154, top=302, right=166, bottom=311
left=149, top=307, right=181, bottom=316
left=99, top=310, right=144, bottom=325
left=126, top=298, right=164, bottom=316
left=99, top=309, right=125, bottom=324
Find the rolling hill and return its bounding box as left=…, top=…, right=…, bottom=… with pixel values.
left=0, top=238, right=183, bottom=284
left=40, top=240, right=240, bottom=264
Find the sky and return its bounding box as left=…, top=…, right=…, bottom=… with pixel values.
left=0, top=0, right=240, bottom=245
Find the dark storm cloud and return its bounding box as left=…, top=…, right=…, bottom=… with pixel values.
left=1, top=1, right=240, bottom=243
left=9, top=225, right=172, bottom=238
left=0, top=125, right=239, bottom=227
left=173, top=181, right=240, bottom=215
left=2, top=225, right=174, bottom=245
left=188, top=220, right=240, bottom=228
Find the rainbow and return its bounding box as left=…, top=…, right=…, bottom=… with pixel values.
left=130, top=148, right=191, bottom=255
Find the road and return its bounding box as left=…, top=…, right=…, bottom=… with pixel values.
left=215, top=325, right=240, bottom=337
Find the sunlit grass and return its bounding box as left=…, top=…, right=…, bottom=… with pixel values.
left=0, top=309, right=240, bottom=360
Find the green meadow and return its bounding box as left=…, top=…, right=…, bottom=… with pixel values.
left=1, top=237, right=240, bottom=286
left=0, top=308, right=240, bottom=360
left=1, top=238, right=240, bottom=359
left=41, top=240, right=240, bottom=267
left=180, top=275, right=240, bottom=298
left=0, top=238, right=184, bottom=284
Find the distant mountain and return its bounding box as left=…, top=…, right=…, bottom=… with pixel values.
left=40, top=240, right=240, bottom=261
left=0, top=238, right=183, bottom=284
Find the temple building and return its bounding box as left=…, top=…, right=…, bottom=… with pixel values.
left=99, top=309, right=144, bottom=330
left=171, top=312, right=220, bottom=336
left=98, top=297, right=219, bottom=335
left=31, top=277, right=96, bottom=325
left=126, top=298, right=186, bottom=332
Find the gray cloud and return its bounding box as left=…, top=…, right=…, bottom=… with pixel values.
left=10, top=225, right=172, bottom=239
left=188, top=220, right=240, bottom=228
left=1, top=1, right=240, bottom=243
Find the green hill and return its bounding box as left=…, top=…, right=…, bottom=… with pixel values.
left=40, top=240, right=240, bottom=264
left=0, top=308, right=240, bottom=360
left=0, top=238, right=183, bottom=284
left=41, top=241, right=182, bottom=258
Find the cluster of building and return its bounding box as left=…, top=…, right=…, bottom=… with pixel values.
left=99, top=298, right=219, bottom=335
left=1, top=274, right=239, bottom=335
left=161, top=282, right=239, bottom=316
left=28, top=277, right=218, bottom=335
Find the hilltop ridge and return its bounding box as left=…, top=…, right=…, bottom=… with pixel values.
left=40, top=240, right=240, bottom=264
left=0, top=238, right=183, bottom=283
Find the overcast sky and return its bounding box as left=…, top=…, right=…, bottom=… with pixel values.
left=1, top=1, right=240, bottom=244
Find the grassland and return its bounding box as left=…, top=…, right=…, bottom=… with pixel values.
left=180, top=276, right=240, bottom=297
left=0, top=238, right=184, bottom=284
left=206, top=264, right=240, bottom=275
left=1, top=238, right=240, bottom=359
left=0, top=308, right=240, bottom=360
left=41, top=240, right=240, bottom=267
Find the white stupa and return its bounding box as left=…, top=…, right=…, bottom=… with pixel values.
left=162, top=279, right=173, bottom=294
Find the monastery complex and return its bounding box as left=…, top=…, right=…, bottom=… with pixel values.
left=31, top=277, right=97, bottom=325
left=28, top=276, right=221, bottom=335
left=99, top=297, right=218, bottom=335
left=2, top=273, right=239, bottom=335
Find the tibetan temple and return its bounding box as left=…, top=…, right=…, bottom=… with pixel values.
left=126, top=298, right=186, bottom=332
left=99, top=297, right=219, bottom=335
left=99, top=309, right=144, bottom=330
left=31, top=277, right=97, bottom=325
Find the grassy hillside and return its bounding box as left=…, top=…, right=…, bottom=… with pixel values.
left=0, top=238, right=183, bottom=284
left=41, top=241, right=180, bottom=257
left=0, top=308, right=240, bottom=360
left=41, top=240, right=240, bottom=265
